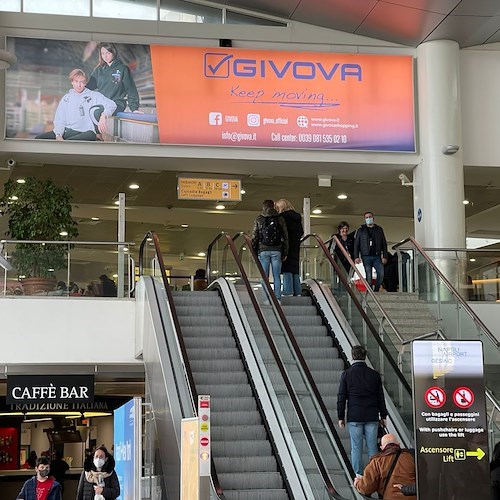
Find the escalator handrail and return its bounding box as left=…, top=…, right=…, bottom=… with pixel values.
left=328, top=235, right=405, bottom=344
left=240, top=233, right=356, bottom=479
left=138, top=231, right=225, bottom=498
left=393, top=236, right=500, bottom=348
left=301, top=233, right=412, bottom=396
left=223, top=234, right=343, bottom=499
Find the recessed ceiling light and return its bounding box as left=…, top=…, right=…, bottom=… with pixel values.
left=197, top=252, right=206, bottom=257
left=129, top=183, right=139, bottom=190
left=146, top=237, right=153, bottom=242
left=9, top=195, right=18, bottom=201
left=91, top=217, right=100, bottom=221
left=312, top=208, right=322, bottom=214
left=123, top=247, right=129, bottom=252
left=463, top=199, right=470, bottom=205
left=337, top=194, right=348, bottom=200
left=181, top=224, right=189, bottom=228
left=114, top=200, right=120, bottom=205
left=47, top=268, right=54, bottom=272
left=112, top=273, right=118, bottom=278
left=59, top=230, right=68, bottom=236
left=16, top=178, right=25, bottom=184
left=240, top=189, right=246, bottom=195
left=216, top=204, right=225, bottom=210
left=470, top=258, right=476, bottom=262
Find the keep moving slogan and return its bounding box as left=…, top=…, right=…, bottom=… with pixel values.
left=412, top=341, right=489, bottom=499
left=150, top=46, right=415, bottom=151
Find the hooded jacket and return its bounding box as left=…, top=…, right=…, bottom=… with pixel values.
left=355, top=443, right=416, bottom=499
left=76, top=454, right=120, bottom=500
left=251, top=207, right=289, bottom=257
left=89, top=59, right=140, bottom=113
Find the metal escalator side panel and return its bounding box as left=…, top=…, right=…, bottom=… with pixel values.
left=213, top=277, right=315, bottom=500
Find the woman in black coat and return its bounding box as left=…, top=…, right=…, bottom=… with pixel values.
left=275, top=198, right=303, bottom=296
left=330, top=221, right=355, bottom=273
left=491, top=441, right=500, bottom=499
left=77, top=446, right=120, bottom=500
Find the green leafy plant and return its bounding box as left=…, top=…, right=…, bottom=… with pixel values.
left=0, top=177, right=78, bottom=278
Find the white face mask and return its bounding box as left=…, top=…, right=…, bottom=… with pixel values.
left=94, top=457, right=105, bottom=469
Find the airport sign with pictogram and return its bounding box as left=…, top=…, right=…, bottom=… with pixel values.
left=178, top=177, right=241, bottom=201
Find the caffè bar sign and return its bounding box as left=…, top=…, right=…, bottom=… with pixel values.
left=6, top=375, right=94, bottom=405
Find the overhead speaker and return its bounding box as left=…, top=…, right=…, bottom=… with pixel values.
left=219, top=39, right=232, bottom=48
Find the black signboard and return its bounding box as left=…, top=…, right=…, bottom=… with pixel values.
left=412, top=340, right=489, bottom=499
left=6, top=375, right=94, bottom=405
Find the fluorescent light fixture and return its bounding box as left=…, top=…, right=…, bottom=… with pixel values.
left=181, top=224, right=189, bottom=228
left=469, top=258, right=476, bottom=262
left=337, top=194, right=348, bottom=200
left=91, top=217, right=100, bottom=221
left=466, top=237, right=500, bottom=249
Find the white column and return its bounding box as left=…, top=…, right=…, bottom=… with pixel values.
left=414, top=40, right=465, bottom=248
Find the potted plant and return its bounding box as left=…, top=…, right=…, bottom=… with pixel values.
left=0, top=177, right=78, bottom=294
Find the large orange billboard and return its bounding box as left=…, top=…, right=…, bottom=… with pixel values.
left=151, top=46, right=415, bottom=151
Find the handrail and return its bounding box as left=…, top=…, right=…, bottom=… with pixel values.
left=206, top=231, right=227, bottom=284
left=393, top=236, right=500, bottom=349
left=138, top=231, right=225, bottom=498
left=329, top=235, right=405, bottom=344
left=303, top=233, right=413, bottom=396
left=224, top=233, right=341, bottom=499
left=240, top=233, right=355, bottom=482
left=1, top=239, right=135, bottom=245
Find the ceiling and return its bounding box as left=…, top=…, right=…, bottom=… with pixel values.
left=223, top=0, right=500, bottom=48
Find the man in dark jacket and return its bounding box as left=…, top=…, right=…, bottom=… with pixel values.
left=353, top=211, right=388, bottom=292
left=251, top=199, right=289, bottom=301
left=337, top=345, right=388, bottom=475
left=354, top=434, right=416, bottom=499
left=17, top=457, right=62, bottom=500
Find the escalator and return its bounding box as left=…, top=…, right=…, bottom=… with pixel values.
left=138, top=231, right=350, bottom=500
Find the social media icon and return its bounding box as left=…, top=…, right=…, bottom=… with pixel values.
left=247, top=113, right=261, bottom=127
left=297, top=116, right=308, bottom=128
left=204, top=53, right=233, bottom=78
left=209, top=112, right=222, bottom=126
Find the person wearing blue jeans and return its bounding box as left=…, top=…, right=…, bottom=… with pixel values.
left=353, top=211, right=388, bottom=292
left=337, top=345, right=387, bottom=475
left=251, top=199, right=289, bottom=302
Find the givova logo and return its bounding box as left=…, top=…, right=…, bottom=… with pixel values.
left=204, top=52, right=362, bottom=81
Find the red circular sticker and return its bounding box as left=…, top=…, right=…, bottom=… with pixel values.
left=453, top=387, right=474, bottom=409
left=425, top=386, right=446, bottom=408
left=200, top=437, right=209, bottom=447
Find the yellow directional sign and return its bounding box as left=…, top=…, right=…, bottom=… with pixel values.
left=466, top=448, right=486, bottom=460
left=178, top=178, right=241, bottom=201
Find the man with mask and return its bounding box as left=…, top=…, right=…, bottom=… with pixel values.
left=17, top=457, right=62, bottom=500
left=353, top=211, right=388, bottom=292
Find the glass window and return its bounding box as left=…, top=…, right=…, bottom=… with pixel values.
left=23, top=0, right=89, bottom=16
left=160, top=0, right=221, bottom=23
left=1, top=0, right=21, bottom=11
left=93, top=0, right=157, bottom=20
left=226, top=11, right=286, bottom=26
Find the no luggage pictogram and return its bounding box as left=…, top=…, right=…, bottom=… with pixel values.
left=453, top=387, right=474, bottom=409
left=425, top=386, right=446, bottom=408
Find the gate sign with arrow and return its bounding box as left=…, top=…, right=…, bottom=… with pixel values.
left=177, top=178, right=241, bottom=201
left=412, top=340, right=489, bottom=500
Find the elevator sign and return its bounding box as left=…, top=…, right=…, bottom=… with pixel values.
left=177, top=177, right=241, bottom=201
left=412, top=340, right=489, bottom=499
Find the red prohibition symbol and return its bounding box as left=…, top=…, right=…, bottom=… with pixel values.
left=453, top=387, right=474, bottom=409
left=425, top=386, right=446, bottom=408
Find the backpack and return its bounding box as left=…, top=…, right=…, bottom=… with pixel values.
left=260, top=216, right=283, bottom=246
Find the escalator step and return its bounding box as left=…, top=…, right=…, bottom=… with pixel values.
left=175, top=305, right=227, bottom=317
left=180, top=326, right=232, bottom=336
left=210, top=397, right=258, bottom=412
left=222, top=489, right=289, bottom=500
left=212, top=424, right=268, bottom=441
left=212, top=439, right=272, bottom=457
left=196, top=384, right=253, bottom=398
left=186, top=348, right=241, bottom=360
left=184, top=336, right=236, bottom=348
left=176, top=316, right=229, bottom=326
left=218, top=472, right=283, bottom=490
left=192, top=371, right=248, bottom=385
left=211, top=410, right=263, bottom=426
left=214, top=456, right=278, bottom=473
left=189, top=359, right=244, bottom=371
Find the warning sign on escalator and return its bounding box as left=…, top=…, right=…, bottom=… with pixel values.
left=412, top=340, right=489, bottom=499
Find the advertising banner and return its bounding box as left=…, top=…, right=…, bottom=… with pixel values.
left=114, top=397, right=142, bottom=500
left=5, top=37, right=415, bottom=151
left=151, top=46, right=415, bottom=151
left=412, top=340, right=489, bottom=499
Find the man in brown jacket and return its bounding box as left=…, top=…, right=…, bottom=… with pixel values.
left=354, top=433, right=416, bottom=499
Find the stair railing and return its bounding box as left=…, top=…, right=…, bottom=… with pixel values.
left=139, top=230, right=225, bottom=498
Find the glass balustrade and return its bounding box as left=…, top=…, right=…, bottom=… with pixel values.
left=0, top=239, right=135, bottom=298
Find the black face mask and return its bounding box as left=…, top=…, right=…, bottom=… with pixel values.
left=38, top=469, right=50, bottom=478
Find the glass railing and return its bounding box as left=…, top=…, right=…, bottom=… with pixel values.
left=393, top=237, right=500, bottom=449
left=300, top=234, right=414, bottom=432
left=208, top=232, right=353, bottom=499
left=0, top=239, right=135, bottom=298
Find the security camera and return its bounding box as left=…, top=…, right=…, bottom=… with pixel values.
left=398, top=173, right=413, bottom=187
left=6, top=159, right=16, bottom=168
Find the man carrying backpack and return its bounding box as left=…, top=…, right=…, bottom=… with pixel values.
left=251, top=199, right=289, bottom=301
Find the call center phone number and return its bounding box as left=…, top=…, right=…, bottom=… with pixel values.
left=299, top=133, right=348, bottom=144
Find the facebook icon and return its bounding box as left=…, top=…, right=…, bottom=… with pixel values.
left=209, top=112, right=222, bottom=125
